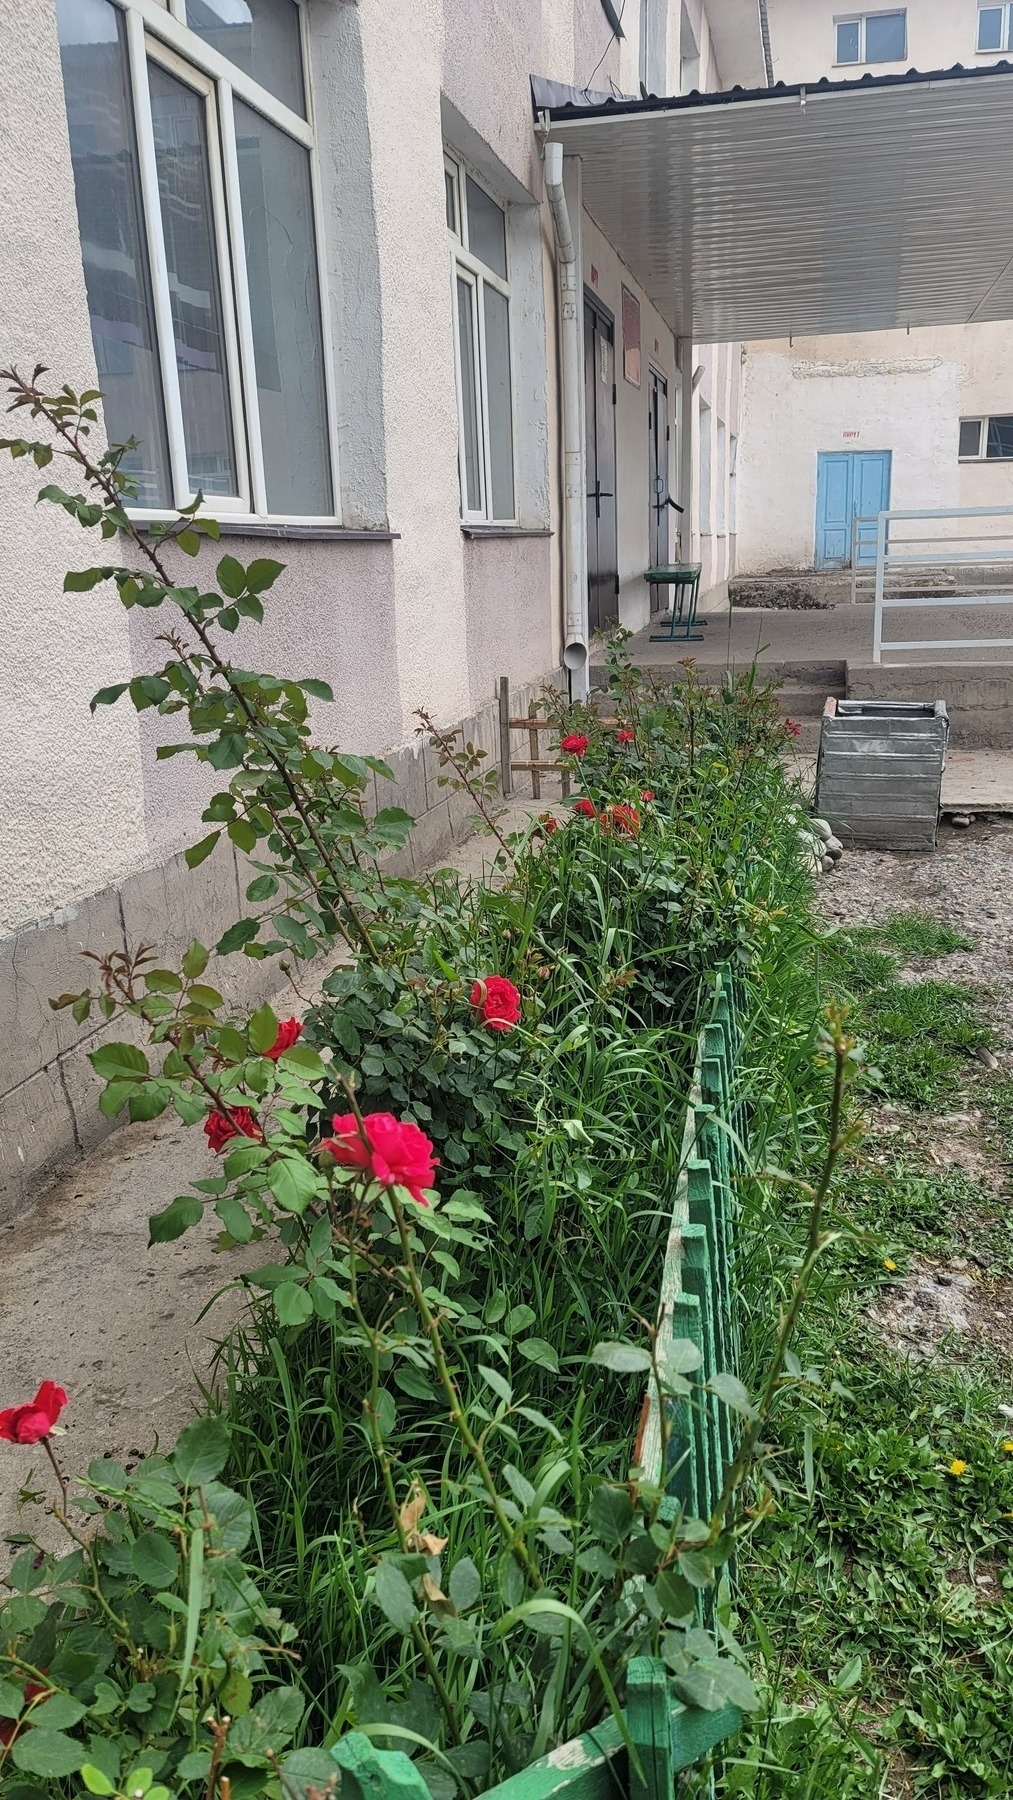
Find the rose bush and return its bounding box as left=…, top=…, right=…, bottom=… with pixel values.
left=0, top=374, right=823, bottom=1797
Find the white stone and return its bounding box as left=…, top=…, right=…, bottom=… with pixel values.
left=812, top=818, right=834, bottom=842
left=825, top=835, right=844, bottom=857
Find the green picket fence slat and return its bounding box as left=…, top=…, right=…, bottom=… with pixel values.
left=333, top=969, right=745, bottom=1800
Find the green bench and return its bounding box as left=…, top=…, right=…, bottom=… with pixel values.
left=645, top=563, right=705, bottom=642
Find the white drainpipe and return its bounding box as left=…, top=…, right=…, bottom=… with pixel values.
left=543, top=141, right=588, bottom=700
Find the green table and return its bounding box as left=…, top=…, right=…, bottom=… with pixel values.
left=646, top=563, right=704, bottom=641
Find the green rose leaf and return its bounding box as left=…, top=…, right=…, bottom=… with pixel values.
left=81, top=1766, right=118, bottom=1796
left=662, top=1338, right=704, bottom=1376
left=11, top=1730, right=87, bottom=1778
left=217, top=918, right=260, bottom=955
left=448, top=1557, right=481, bottom=1614
left=173, top=1415, right=230, bottom=1486
left=130, top=1532, right=180, bottom=1590
left=711, top=1660, right=760, bottom=1711
left=588, top=1485, right=635, bottom=1545
left=148, top=1195, right=203, bottom=1245
left=655, top=1568, right=696, bottom=1619
left=590, top=1341, right=653, bottom=1374
left=25, top=1695, right=87, bottom=1731
left=274, top=1283, right=314, bottom=1327
left=184, top=831, right=221, bottom=869
left=373, top=1561, right=418, bottom=1634
left=670, top=1667, right=726, bottom=1712
left=248, top=1003, right=280, bottom=1054
left=516, top=1337, right=559, bottom=1373
left=267, top=1157, right=319, bottom=1213
left=90, top=1043, right=149, bottom=1081
left=216, top=553, right=247, bottom=598
left=708, top=1372, right=758, bottom=1419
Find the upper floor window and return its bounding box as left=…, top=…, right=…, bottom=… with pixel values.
left=445, top=154, right=515, bottom=524
left=978, top=4, right=1013, bottom=50
left=959, top=415, right=1013, bottom=460
left=835, top=10, right=907, bottom=64
left=56, top=0, right=334, bottom=520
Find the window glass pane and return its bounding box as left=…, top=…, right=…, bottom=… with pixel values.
left=456, top=276, right=482, bottom=512
left=977, top=5, right=1004, bottom=48
left=483, top=286, right=514, bottom=520
left=958, top=419, right=982, bottom=457
left=836, top=19, right=860, bottom=60
left=986, top=416, right=1013, bottom=458
left=445, top=167, right=458, bottom=234
left=56, top=0, right=172, bottom=507
left=234, top=100, right=331, bottom=514
left=148, top=60, right=238, bottom=497
left=465, top=177, right=507, bottom=279
left=865, top=11, right=905, bottom=60
left=185, top=0, right=305, bottom=117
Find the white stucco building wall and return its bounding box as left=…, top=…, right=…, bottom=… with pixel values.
left=2, top=0, right=756, bottom=1214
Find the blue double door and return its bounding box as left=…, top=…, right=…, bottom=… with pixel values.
left=815, top=450, right=891, bottom=568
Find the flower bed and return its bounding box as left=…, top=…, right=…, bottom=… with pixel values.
left=0, top=375, right=825, bottom=1800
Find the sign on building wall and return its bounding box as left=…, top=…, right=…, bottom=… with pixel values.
left=622, top=285, right=641, bottom=387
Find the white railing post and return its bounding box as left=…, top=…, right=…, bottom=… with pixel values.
left=873, top=511, right=887, bottom=664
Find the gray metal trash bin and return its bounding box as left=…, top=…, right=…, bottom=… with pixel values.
left=816, top=698, right=949, bottom=851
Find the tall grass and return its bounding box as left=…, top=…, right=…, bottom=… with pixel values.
left=207, top=651, right=820, bottom=1759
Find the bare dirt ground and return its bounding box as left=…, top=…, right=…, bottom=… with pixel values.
left=0, top=795, right=555, bottom=1547
left=819, top=815, right=1013, bottom=1369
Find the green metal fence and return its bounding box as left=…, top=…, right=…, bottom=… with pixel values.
left=332, top=970, right=745, bottom=1800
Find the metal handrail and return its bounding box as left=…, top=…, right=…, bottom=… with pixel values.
left=872, top=505, right=1013, bottom=663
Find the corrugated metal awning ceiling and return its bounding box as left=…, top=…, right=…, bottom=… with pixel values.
left=537, top=64, right=1013, bottom=342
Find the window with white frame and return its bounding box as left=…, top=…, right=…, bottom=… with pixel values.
left=977, top=3, right=1013, bottom=50
left=445, top=154, right=515, bottom=524
left=835, top=10, right=906, bottom=63
left=56, top=0, right=334, bottom=520
left=959, top=415, right=1013, bottom=459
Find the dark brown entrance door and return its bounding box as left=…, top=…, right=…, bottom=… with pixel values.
left=648, top=367, right=670, bottom=613
left=584, top=293, right=618, bottom=634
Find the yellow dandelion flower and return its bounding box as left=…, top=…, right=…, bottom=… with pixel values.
left=949, top=1459, right=968, bottom=1477
left=883, top=1259, right=897, bottom=1271
left=1003, top=1441, right=1013, bottom=1454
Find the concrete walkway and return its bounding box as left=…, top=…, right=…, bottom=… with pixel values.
left=599, top=599, right=1013, bottom=672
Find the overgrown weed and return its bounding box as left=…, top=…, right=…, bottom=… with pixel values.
left=728, top=908, right=1013, bottom=1798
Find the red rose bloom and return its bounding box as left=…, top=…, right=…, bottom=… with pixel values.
left=203, top=1107, right=263, bottom=1154
left=0, top=1382, right=68, bottom=1445
left=471, top=976, right=522, bottom=1033
left=538, top=812, right=559, bottom=836
left=574, top=798, right=597, bottom=818
left=265, top=1017, right=303, bottom=1060
left=602, top=803, right=641, bottom=838
left=641, top=790, right=655, bottom=803
left=560, top=733, right=589, bottom=757
left=616, top=729, right=635, bottom=745
left=785, top=719, right=802, bottom=738
left=321, top=1112, right=438, bottom=1207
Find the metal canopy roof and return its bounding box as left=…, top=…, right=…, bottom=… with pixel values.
left=537, top=63, right=1013, bottom=343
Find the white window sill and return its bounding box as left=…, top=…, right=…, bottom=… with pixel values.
left=130, top=519, right=399, bottom=541
left=461, top=524, right=553, bottom=539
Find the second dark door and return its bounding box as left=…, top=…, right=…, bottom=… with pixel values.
left=584, top=294, right=618, bottom=634
left=648, top=367, right=670, bottom=612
